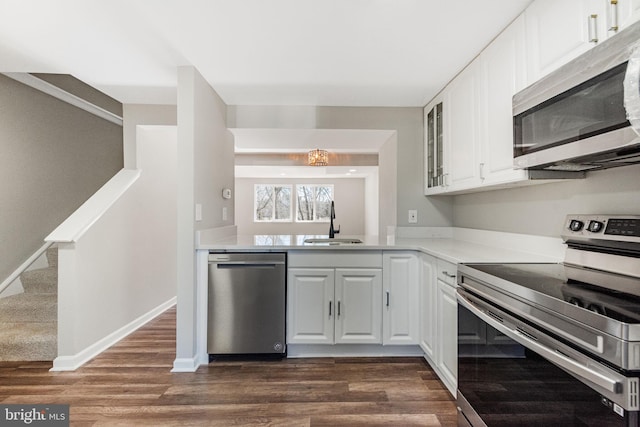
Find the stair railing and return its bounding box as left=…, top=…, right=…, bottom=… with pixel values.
left=0, top=242, right=53, bottom=297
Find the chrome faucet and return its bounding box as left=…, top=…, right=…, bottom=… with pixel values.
left=329, top=201, right=340, bottom=238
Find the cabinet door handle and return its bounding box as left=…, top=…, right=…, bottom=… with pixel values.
left=609, top=0, right=619, bottom=32
left=329, top=301, right=332, bottom=316
left=386, top=291, right=390, bottom=307
left=443, top=271, right=456, bottom=278
left=589, top=14, right=599, bottom=43
left=479, top=163, right=485, bottom=180
left=337, top=301, right=341, bottom=316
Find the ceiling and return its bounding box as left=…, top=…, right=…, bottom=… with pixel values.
left=0, top=0, right=533, bottom=107
left=235, top=165, right=378, bottom=179
left=231, top=128, right=395, bottom=153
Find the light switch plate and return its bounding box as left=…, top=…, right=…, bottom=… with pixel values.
left=195, top=203, right=202, bottom=221
left=408, top=209, right=418, bottom=223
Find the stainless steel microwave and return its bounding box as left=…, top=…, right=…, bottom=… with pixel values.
left=513, top=20, right=640, bottom=172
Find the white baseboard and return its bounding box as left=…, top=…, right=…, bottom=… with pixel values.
left=171, top=357, right=201, bottom=372
left=50, top=297, right=176, bottom=372
left=286, top=344, right=424, bottom=358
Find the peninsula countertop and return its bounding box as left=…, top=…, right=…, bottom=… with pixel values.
left=196, top=230, right=562, bottom=265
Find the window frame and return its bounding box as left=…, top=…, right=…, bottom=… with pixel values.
left=295, top=184, right=334, bottom=223
left=253, top=184, right=293, bottom=223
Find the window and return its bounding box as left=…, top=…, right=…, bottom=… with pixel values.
left=254, top=185, right=292, bottom=222
left=253, top=184, right=334, bottom=223
left=296, top=185, right=333, bottom=222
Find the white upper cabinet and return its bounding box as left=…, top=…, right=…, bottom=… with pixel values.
left=424, top=15, right=530, bottom=195
left=525, top=0, right=600, bottom=83
left=424, top=97, right=446, bottom=193
left=525, top=0, right=640, bottom=85
left=446, top=61, right=481, bottom=190
left=617, top=0, right=640, bottom=30
left=478, top=14, right=529, bottom=186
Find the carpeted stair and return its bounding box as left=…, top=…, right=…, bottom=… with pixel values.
left=0, top=246, right=57, bottom=361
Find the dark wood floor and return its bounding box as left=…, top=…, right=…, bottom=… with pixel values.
left=0, top=307, right=457, bottom=426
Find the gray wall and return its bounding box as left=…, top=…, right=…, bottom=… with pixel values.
left=235, top=177, right=365, bottom=236
left=452, top=164, right=640, bottom=236
left=0, top=74, right=123, bottom=282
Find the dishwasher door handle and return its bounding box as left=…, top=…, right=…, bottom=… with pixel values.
left=213, top=262, right=283, bottom=269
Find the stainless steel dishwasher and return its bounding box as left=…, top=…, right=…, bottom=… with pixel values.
left=207, top=252, right=286, bottom=357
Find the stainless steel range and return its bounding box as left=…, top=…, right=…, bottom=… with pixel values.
left=457, top=215, right=640, bottom=427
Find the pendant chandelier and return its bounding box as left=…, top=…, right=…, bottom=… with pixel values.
left=307, top=148, right=329, bottom=166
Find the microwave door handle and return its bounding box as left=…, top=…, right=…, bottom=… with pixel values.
left=624, top=46, right=640, bottom=136
left=456, top=290, right=623, bottom=395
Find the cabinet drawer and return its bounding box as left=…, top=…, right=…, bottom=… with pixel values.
left=437, top=259, right=457, bottom=286
left=288, top=251, right=383, bottom=268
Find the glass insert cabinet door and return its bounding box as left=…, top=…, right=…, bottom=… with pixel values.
left=426, top=102, right=444, bottom=189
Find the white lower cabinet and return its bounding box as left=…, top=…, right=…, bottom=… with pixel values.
left=335, top=269, right=383, bottom=344
left=382, top=252, right=420, bottom=345
left=287, top=268, right=335, bottom=344
left=436, top=277, right=458, bottom=396
left=420, top=256, right=458, bottom=397
left=419, top=253, right=437, bottom=360
left=286, top=250, right=461, bottom=395
left=287, top=267, right=382, bottom=345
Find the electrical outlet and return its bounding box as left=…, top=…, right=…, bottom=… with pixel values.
left=222, top=207, right=228, bottom=221
left=408, top=209, right=418, bottom=223
left=195, top=204, right=202, bottom=221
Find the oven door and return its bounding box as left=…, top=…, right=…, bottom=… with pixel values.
left=457, top=288, right=639, bottom=427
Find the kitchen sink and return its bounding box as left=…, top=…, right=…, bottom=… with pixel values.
left=303, top=238, right=363, bottom=245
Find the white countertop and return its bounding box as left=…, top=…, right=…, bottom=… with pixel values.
left=196, top=228, right=562, bottom=264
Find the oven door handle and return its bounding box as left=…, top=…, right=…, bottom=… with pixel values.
left=457, top=290, right=623, bottom=395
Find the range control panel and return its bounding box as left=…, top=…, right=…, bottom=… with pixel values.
left=563, top=215, right=640, bottom=242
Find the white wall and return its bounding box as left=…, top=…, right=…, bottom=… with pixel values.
left=452, top=164, right=640, bottom=236
left=364, top=171, right=379, bottom=236
left=235, top=177, right=366, bottom=236
left=122, top=104, right=177, bottom=169
left=54, top=126, right=177, bottom=369
left=175, top=67, right=234, bottom=371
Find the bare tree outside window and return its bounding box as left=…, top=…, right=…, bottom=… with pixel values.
left=255, top=185, right=273, bottom=221
left=296, top=186, right=314, bottom=221
left=315, top=186, right=332, bottom=220
left=274, top=186, right=291, bottom=220
left=254, top=185, right=292, bottom=221
left=296, top=185, right=333, bottom=222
